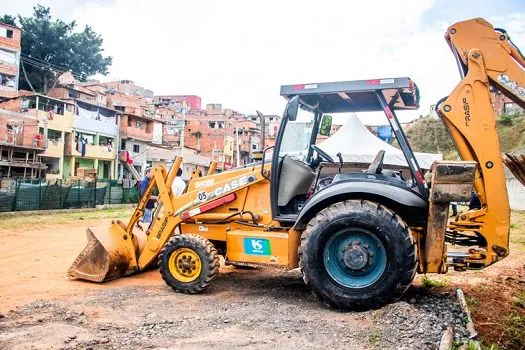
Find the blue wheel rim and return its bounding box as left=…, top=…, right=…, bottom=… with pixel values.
left=323, top=228, right=387, bottom=289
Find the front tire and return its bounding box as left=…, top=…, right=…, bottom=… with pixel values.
left=298, top=200, right=416, bottom=310
left=159, top=234, right=219, bottom=294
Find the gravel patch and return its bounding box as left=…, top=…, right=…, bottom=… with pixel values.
left=0, top=269, right=470, bottom=349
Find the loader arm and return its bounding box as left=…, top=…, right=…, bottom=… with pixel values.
left=437, top=18, right=525, bottom=265
left=68, top=156, right=267, bottom=281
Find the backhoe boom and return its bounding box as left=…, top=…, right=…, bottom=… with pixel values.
left=437, top=18, right=525, bottom=266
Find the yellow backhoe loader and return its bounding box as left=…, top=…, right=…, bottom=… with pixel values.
left=69, top=18, right=525, bottom=309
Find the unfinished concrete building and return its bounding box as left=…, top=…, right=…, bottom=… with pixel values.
left=0, top=109, right=46, bottom=178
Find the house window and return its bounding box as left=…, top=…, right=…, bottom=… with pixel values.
left=127, top=117, right=132, bottom=127
left=208, top=121, right=216, bottom=129
left=47, top=129, right=62, bottom=141
left=503, top=102, right=523, bottom=115
left=252, top=144, right=257, bottom=150
left=133, top=144, right=140, bottom=153
left=136, top=120, right=143, bottom=128
left=0, top=49, right=16, bottom=64
left=121, top=139, right=126, bottom=149
left=0, top=28, right=13, bottom=39
left=77, top=132, right=95, bottom=145
left=69, top=90, right=80, bottom=99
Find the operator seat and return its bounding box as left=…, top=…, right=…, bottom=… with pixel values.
left=332, top=150, right=395, bottom=184
left=277, top=155, right=316, bottom=207
left=366, top=150, right=385, bottom=174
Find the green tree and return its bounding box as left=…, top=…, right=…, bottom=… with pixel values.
left=3, top=5, right=112, bottom=93
left=191, top=131, right=203, bottom=151
left=0, top=15, right=16, bottom=26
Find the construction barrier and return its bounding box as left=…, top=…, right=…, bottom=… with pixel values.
left=0, top=178, right=139, bottom=212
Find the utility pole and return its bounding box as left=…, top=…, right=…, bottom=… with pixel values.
left=180, top=102, right=186, bottom=149
left=256, top=110, right=265, bottom=150
left=235, top=126, right=240, bottom=167
left=115, top=114, right=121, bottom=179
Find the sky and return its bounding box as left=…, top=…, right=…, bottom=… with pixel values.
left=4, top=0, right=525, bottom=124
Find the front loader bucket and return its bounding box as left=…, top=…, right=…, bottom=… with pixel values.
left=67, top=223, right=138, bottom=282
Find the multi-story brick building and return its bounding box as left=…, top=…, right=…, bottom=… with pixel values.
left=1, top=90, right=119, bottom=180
left=181, top=104, right=251, bottom=169
left=248, top=114, right=281, bottom=135
left=64, top=98, right=119, bottom=180
left=154, top=95, right=202, bottom=112
left=235, top=119, right=260, bottom=164
left=104, top=80, right=154, bottom=99
left=0, top=23, right=21, bottom=101
left=1, top=92, right=75, bottom=179
left=48, top=74, right=120, bottom=180
left=105, top=91, right=159, bottom=177
left=247, top=113, right=281, bottom=150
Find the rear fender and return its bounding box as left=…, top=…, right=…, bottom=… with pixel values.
left=294, top=180, right=428, bottom=229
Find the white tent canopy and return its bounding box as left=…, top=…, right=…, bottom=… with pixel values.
left=317, top=115, right=442, bottom=169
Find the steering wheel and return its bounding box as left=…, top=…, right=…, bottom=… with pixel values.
left=311, top=145, right=335, bottom=163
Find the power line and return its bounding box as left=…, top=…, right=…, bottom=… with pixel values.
left=20, top=53, right=72, bottom=72
left=20, top=58, right=89, bottom=87
left=20, top=59, right=65, bottom=77
left=22, top=55, right=86, bottom=80
left=0, top=51, right=75, bottom=76
left=18, top=54, right=87, bottom=82
left=21, top=57, right=86, bottom=80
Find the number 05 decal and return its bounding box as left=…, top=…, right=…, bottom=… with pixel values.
left=198, top=191, right=207, bottom=201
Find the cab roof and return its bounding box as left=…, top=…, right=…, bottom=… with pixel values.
left=280, top=77, right=420, bottom=114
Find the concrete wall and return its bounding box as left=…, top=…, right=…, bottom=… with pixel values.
left=507, top=178, right=525, bottom=210
left=120, top=114, right=153, bottom=141
left=0, top=111, right=41, bottom=148
left=123, top=139, right=148, bottom=171
left=73, top=114, right=118, bottom=136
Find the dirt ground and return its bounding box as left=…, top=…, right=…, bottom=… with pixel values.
left=0, top=209, right=523, bottom=349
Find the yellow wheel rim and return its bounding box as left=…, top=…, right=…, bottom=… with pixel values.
left=168, top=248, right=202, bottom=283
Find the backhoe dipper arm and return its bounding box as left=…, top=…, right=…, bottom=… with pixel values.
left=437, top=18, right=525, bottom=264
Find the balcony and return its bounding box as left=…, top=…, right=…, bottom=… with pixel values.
left=73, top=114, right=118, bottom=136
left=85, top=144, right=116, bottom=160
left=34, top=110, right=74, bottom=131
left=42, top=140, right=65, bottom=158
left=0, top=85, right=17, bottom=99
left=0, top=61, right=18, bottom=76
left=121, top=126, right=153, bottom=141
left=65, top=137, right=116, bottom=160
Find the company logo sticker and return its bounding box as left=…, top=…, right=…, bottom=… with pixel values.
left=243, top=238, right=271, bottom=256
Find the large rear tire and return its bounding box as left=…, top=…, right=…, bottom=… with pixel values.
left=298, top=200, right=416, bottom=310
left=158, top=234, right=219, bottom=294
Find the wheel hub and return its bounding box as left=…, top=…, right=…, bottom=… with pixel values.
left=342, top=243, right=370, bottom=270
left=323, top=228, right=387, bottom=289
left=168, top=248, right=202, bottom=282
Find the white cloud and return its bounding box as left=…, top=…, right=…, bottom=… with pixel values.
left=5, top=1, right=525, bottom=124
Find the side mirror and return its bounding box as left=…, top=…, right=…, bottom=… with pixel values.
left=284, top=95, right=299, bottom=121
left=319, top=114, right=332, bottom=136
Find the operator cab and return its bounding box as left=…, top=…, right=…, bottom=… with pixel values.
left=269, top=77, right=427, bottom=223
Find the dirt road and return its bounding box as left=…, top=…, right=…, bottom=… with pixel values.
left=2, top=209, right=522, bottom=349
